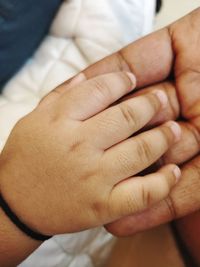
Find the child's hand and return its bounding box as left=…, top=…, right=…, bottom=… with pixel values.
left=0, top=72, right=181, bottom=236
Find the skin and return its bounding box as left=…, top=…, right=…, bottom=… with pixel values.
left=78, top=8, right=200, bottom=264
left=0, top=71, right=181, bottom=267
left=1, top=7, right=200, bottom=266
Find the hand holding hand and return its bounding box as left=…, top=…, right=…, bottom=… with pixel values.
left=0, top=72, right=181, bottom=236
left=79, top=8, right=200, bottom=237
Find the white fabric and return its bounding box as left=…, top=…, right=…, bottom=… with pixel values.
left=0, top=0, right=156, bottom=266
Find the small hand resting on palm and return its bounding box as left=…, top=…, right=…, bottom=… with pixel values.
left=0, top=72, right=181, bottom=236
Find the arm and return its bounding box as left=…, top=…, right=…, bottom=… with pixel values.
left=0, top=72, right=181, bottom=266
left=0, top=208, right=41, bottom=267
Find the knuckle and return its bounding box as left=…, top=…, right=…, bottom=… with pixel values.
left=162, top=82, right=180, bottom=118
left=68, top=139, right=84, bottom=153
left=116, top=50, right=133, bottom=73
left=119, top=103, right=138, bottom=129
left=91, top=197, right=107, bottom=222
left=125, top=185, right=153, bottom=214
left=164, top=196, right=177, bottom=219
left=136, top=138, right=153, bottom=163
left=91, top=79, right=112, bottom=102
left=145, top=93, right=161, bottom=113
left=159, top=127, right=174, bottom=148
left=140, top=184, right=153, bottom=209
left=117, top=71, right=133, bottom=88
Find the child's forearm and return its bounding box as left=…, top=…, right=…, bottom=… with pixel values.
left=0, top=206, right=41, bottom=267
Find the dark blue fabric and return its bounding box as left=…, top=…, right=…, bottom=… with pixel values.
left=0, top=0, right=62, bottom=90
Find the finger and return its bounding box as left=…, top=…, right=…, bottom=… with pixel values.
left=102, top=121, right=182, bottom=182
left=171, top=8, right=200, bottom=118
left=84, top=90, right=168, bottom=149
left=108, top=164, right=181, bottom=220
left=127, top=83, right=199, bottom=165
left=106, top=155, right=200, bottom=237
left=162, top=122, right=200, bottom=165
left=57, top=72, right=136, bottom=120
left=38, top=73, right=86, bottom=107
left=123, top=81, right=180, bottom=128
left=83, top=28, right=173, bottom=88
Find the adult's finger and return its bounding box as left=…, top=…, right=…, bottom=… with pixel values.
left=162, top=122, right=200, bottom=165
left=170, top=8, right=200, bottom=118
left=82, top=29, right=173, bottom=88
left=105, top=155, right=200, bottom=237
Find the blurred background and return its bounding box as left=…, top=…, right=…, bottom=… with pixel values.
left=155, top=0, right=200, bottom=29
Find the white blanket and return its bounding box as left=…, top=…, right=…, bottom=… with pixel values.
left=0, top=0, right=156, bottom=266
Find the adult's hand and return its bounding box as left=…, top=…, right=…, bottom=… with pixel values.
left=0, top=71, right=182, bottom=267
left=77, top=8, right=200, bottom=237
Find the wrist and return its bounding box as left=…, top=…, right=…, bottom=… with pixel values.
left=0, top=206, right=41, bottom=267
left=0, top=156, right=53, bottom=237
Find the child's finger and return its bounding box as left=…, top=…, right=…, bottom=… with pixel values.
left=123, top=81, right=180, bottom=127
left=39, top=73, right=87, bottom=107
left=84, top=90, right=168, bottom=149
left=108, top=164, right=181, bottom=220
left=58, top=72, right=136, bottom=120
left=102, top=121, right=182, bottom=183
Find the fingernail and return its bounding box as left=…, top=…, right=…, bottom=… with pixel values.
left=69, top=73, right=87, bottom=86
left=166, top=121, right=182, bottom=142
left=126, top=72, right=136, bottom=86
left=153, top=90, right=168, bottom=108
left=173, top=166, right=182, bottom=183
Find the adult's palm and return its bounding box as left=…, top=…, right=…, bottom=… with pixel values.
left=81, top=8, right=200, bottom=263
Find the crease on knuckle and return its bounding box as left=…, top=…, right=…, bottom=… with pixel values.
left=160, top=127, right=173, bottom=148
left=91, top=200, right=104, bottom=221
left=162, top=82, right=180, bottom=118
left=116, top=50, right=135, bottom=74
left=69, top=139, right=84, bottom=153
left=136, top=138, right=153, bottom=163
left=146, top=94, right=161, bottom=114
left=164, top=196, right=177, bottom=219
left=140, top=184, right=153, bottom=209
left=91, top=79, right=112, bottom=103
left=119, top=103, right=138, bottom=129
left=186, top=122, right=200, bottom=150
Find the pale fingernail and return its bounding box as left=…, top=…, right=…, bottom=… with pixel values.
left=166, top=121, right=182, bottom=142
left=126, top=72, right=137, bottom=87
left=69, top=73, right=87, bottom=86
left=173, top=166, right=182, bottom=183
left=153, top=90, right=168, bottom=108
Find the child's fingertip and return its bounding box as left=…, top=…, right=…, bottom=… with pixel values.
left=126, top=72, right=137, bottom=87
left=69, top=73, right=87, bottom=86
left=165, top=121, right=182, bottom=142
left=152, top=90, right=168, bottom=108
left=173, top=166, right=182, bottom=183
